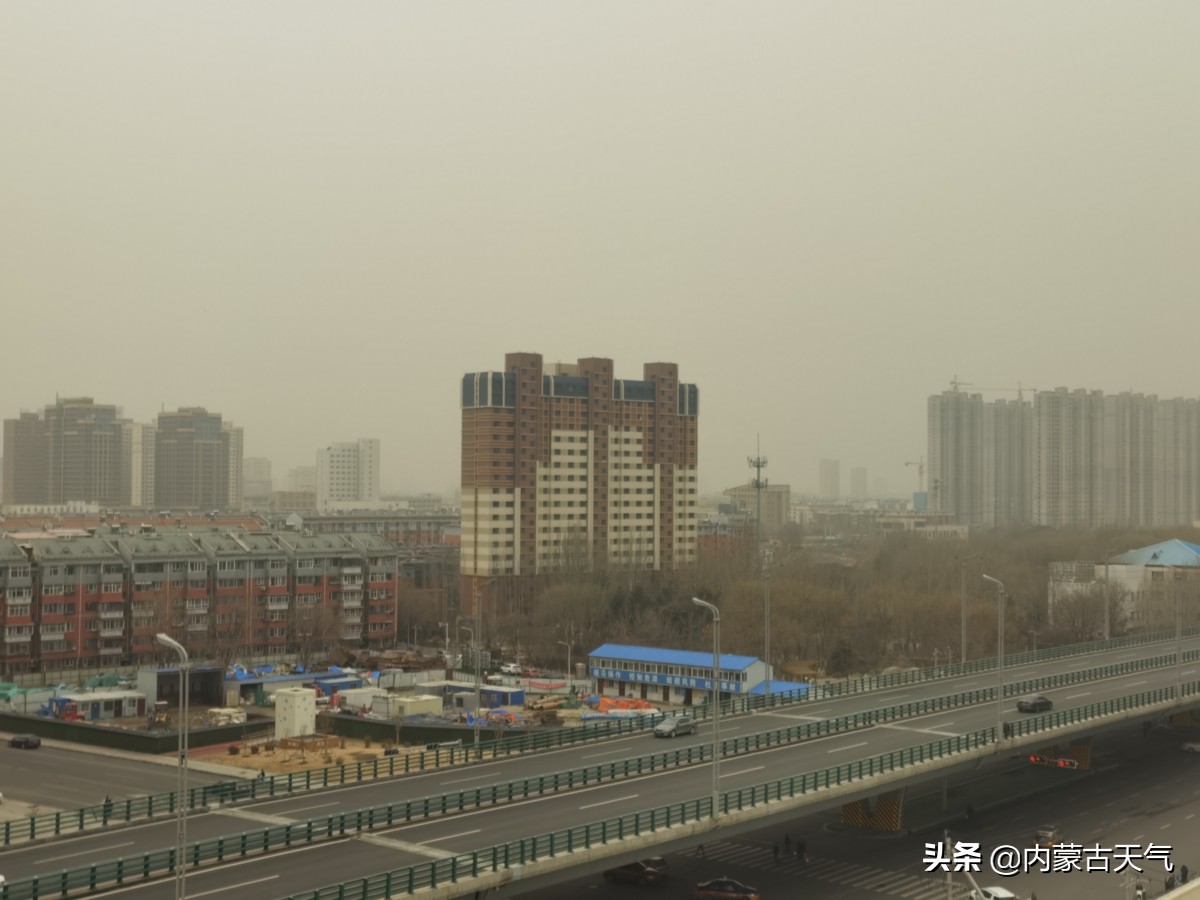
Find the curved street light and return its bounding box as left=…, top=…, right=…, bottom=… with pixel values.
left=691, top=597, right=721, bottom=819
left=156, top=633, right=189, bottom=900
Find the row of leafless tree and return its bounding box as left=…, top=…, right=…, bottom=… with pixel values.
left=428, top=524, right=1200, bottom=677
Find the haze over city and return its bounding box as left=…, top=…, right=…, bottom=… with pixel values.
left=3, top=3, right=1197, bottom=497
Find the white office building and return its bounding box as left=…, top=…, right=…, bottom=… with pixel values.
left=316, top=438, right=381, bottom=512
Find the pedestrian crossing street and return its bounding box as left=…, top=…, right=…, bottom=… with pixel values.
left=681, top=840, right=971, bottom=899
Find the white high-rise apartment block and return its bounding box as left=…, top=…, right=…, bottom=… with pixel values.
left=316, top=439, right=381, bottom=512
left=929, top=386, right=1200, bottom=528
left=849, top=467, right=868, bottom=499
left=818, top=459, right=840, bottom=499
left=119, top=422, right=156, bottom=508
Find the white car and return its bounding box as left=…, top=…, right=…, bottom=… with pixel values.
left=1182, top=742, right=1200, bottom=753
left=969, top=888, right=1018, bottom=900
left=500, top=662, right=521, bottom=675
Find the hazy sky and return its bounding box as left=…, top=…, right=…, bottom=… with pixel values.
left=3, top=4, right=1198, bottom=498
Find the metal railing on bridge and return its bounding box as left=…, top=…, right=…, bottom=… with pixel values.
left=2, top=674, right=1195, bottom=900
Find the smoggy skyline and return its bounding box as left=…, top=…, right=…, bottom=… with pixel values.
left=3, top=3, right=1197, bottom=499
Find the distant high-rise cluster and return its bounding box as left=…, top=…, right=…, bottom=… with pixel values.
left=2, top=398, right=244, bottom=513
left=460, top=353, right=699, bottom=594
left=849, top=466, right=868, bottom=499
left=818, top=458, right=840, bottom=499
left=928, top=387, right=1200, bottom=527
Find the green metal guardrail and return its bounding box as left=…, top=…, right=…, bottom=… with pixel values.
left=5, top=673, right=1193, bottom=900
left=276, top=729, right=998, bottom=900
left=0, top=727, right=996, bottom=900
left=5, top=641, right=1192, bottom=850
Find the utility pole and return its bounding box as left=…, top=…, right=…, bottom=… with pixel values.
left=749, top=442, right=769, bottom=681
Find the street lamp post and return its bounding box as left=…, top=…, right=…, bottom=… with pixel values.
left=557, top=640, right=571, bottom=696
left=156, top=633, right=189, bottom=900
left=1104, top=548, right=1120, bottom=642
left=692, top=597, right=721, bottom=819
left=958, top=555, right=980, bottom=664
left=981, top=576, right=1006, bottom=742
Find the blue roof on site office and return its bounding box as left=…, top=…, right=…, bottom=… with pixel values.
left=588, top=643, right=758, bottom=671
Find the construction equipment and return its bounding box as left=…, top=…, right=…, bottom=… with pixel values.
left=905, top=457, right=925, bottom=493
left=40, top=697, right=84, bottom=721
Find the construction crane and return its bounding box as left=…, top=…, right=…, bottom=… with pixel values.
left=947, top=378, right=1036, bottom=402
left=969, top=382, right=1038, bottom=402
left=905, top=456, right=925, bottom=493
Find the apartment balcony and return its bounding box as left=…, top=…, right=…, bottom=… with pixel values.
left=185, top=600, right=210, bottom=613
left=186, top=619, right=209, bottom=632
left=99, top=625, right=125, bottom=639
left=266, top=597, right=290, bottom=611
left=39, top=641, right=74, bottom=654
left=340, top=596, right=363, bottom=610
left=4, top=632, right=33, bottom=644
left=101, top=582, right=124, bottom=595
left=341, top=612, right=362, bottom=624
left=39, top=628, right=69, bottom=641
left=99, top=645, right=124, bottom=656
left=342, top=626, right=362, bottom=640
left=342, top=567, right=362, bottom=576
left=99, top=607, right=125, bottom=620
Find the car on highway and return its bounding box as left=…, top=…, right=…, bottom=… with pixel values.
left=500, top=662, right=521, bottom=675
left=521, top=667, right=541, bottom=677
left=1034, top=824, right=1062, bottom=848
left=968, top=888, right=1018, bottom=900
left=694, top=877, right=760, bottom=900
left=602, top=858, right=668, bottom=885
left=1016, top=694, right=1052, bottom=713
left=654, top=715, right=697, bottom=738
left=9, top=734, right=41, bottom=749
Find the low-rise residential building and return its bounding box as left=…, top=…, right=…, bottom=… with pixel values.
left=0, top=525, right=401, bottom=676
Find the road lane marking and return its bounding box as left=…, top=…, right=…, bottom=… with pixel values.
left=1066, top=692, right=1092, bottom=700
left=441, top=773, right=501, bottom=785
left=278, top=801, right=339, bottom=815
left=880, top=724, right=959, bottom=737
left=580, top=794, right=638, bottom=810
left=1127, top=681, right=1147, bottom=686
left=97, top=840, right=332, bottom=896
left=187, top=876, right=278, bottom=899
left=828, top=741, right=869, bottom=753
left=960, top=681, right=978, bottom=686
left=422, top=828, right=482, bottom=844
left=720, top=766, right=765, bottom=778
left=38, top=841, right=135, bottom=864
left=582, top=749, right=626, bottom=758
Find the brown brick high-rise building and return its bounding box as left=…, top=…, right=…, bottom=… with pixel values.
left=461, top=353, right=699, bottom=607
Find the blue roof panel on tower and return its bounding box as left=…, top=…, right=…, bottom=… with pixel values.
left=1112, top=539, right=1200, bottom=567
left=588, top=643, right=758, bottom=672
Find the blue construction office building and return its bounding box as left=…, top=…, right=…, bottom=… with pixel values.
left=588, top=643, right=806, bottom=707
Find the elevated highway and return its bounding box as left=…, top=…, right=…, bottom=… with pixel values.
left=1, top=630, right=1199, bottom=899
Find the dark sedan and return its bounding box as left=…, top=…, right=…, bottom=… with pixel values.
left=695, top=877, right=760, bottom=900
left=1016, top=695, right=1052, bottom=713
left=9, top=734, right=42, bottom=749
left=603, top=859, right=667, bottom=886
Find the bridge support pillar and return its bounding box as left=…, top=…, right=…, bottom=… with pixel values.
left=841, top=787, right=906, bottom=832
